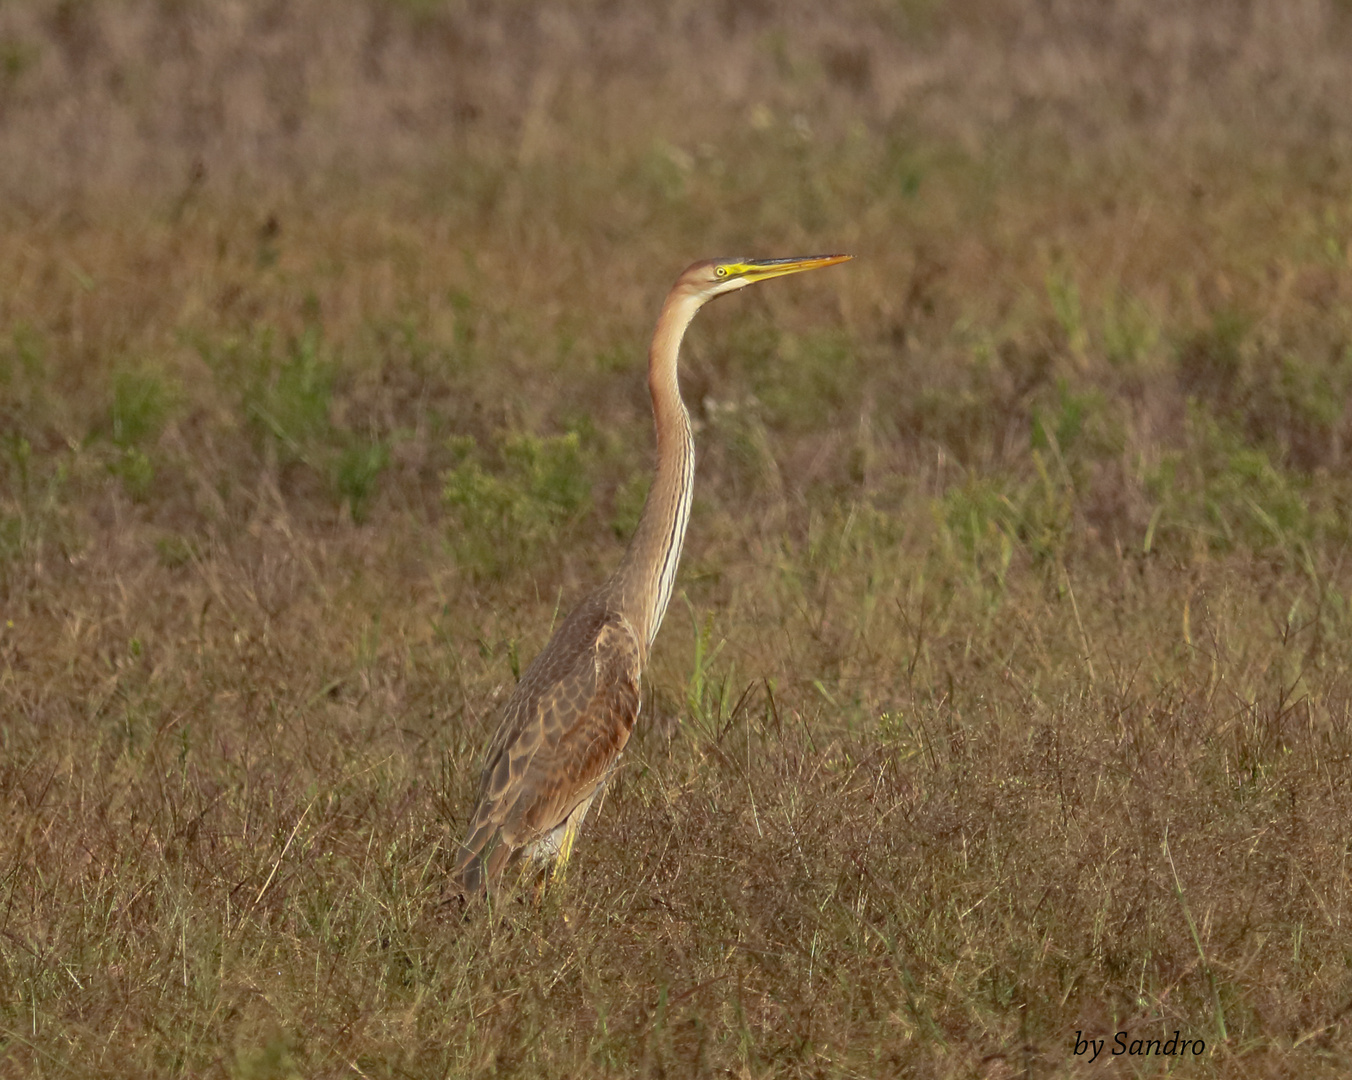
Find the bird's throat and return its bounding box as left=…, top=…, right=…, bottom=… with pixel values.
left=603, top=291, right=701, bottom=654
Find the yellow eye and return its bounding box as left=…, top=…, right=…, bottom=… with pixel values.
left=715, top=266, right=728, bottom=278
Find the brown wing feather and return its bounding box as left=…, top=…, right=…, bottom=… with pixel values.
left=454, top=596, right=641, bottom=892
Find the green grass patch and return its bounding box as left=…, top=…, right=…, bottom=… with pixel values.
left=1144, top=404, right=1337, bottom=558
left=199, top=327, right=392, bottom=520
left=443, top=430, right=593, bottom=579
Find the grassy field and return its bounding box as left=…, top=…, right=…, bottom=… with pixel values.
left=4, top=1, right=1352, bottom=1076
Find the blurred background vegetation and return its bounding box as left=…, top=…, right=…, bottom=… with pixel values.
left=3, top=1, right=1352, bottom=1077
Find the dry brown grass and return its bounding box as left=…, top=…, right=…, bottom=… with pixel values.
left=4, top=2, right=1352, bottom=1077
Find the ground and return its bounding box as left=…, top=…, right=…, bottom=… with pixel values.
left=3, top=2, right=1352, bottom=1076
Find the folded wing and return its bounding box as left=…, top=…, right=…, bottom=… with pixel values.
left=454, top=599, right=642, bottom=893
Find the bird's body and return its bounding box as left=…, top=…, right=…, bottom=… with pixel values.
left=453, top=255, right=850, bottom=896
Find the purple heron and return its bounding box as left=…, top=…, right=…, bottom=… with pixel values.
left=453, top=254, right=852, bottom=897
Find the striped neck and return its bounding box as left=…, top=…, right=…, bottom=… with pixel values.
left=604, top=289, right=700, bottom=656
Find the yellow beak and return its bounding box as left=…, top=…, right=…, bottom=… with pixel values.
left=733, top=254, right=853, bottom=282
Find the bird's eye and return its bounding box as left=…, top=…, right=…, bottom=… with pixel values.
left=715, top=266, right=728, bottom=278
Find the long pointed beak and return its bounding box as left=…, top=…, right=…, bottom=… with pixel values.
left=738, top=254, right=853, bottom=282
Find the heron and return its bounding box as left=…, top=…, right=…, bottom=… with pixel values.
left=452, top=254, right=852, bottom=897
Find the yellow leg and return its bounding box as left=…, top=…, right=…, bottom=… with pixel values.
left=551, top=783, right=611, bottom=886
left=550, top=814, right=583, bottom=884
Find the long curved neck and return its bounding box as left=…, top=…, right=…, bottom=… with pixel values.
left=604, top=288, right=701, bottom=657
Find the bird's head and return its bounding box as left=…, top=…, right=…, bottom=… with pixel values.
left=678, top=254, right=852, bottom=301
